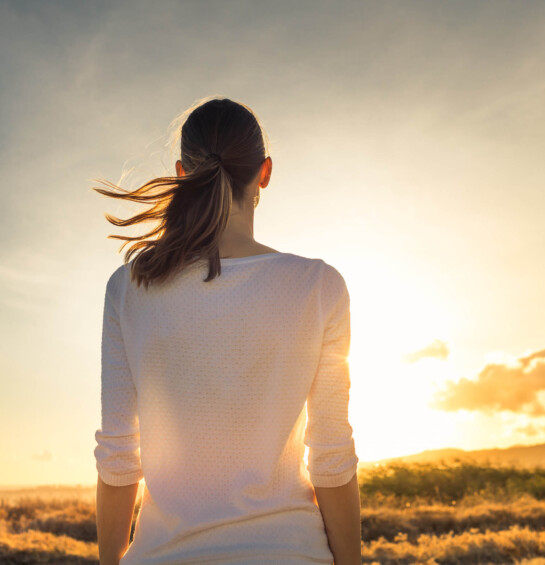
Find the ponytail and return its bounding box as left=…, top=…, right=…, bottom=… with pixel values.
left=93, top=97, right=269, bottom=289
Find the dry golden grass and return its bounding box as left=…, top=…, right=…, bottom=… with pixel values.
left=362, top=523, right=545, bottom=564
left=356, top=493, right=545, bottom=564
left=0, top=521, right=97, bottom=563
left=3, top=476, right=545, bottom=563
left=361, top=493, right=545, bottom=543
left=0, top=495, right=99, bottom=564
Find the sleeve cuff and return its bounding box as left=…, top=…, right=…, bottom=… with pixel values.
left=97, top=462, right=143, bottom=486
left=309, top=464, right=358, bottom=487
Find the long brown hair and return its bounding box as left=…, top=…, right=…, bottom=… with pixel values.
left=93, top=96, right=270, bottom=289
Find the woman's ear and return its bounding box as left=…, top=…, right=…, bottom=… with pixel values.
left=175, top=160, right=185, bottom=177
left=259, top=157, right=272, bottom=188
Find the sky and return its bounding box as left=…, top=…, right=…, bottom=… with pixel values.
left=0, top=0, right=544, bottom=487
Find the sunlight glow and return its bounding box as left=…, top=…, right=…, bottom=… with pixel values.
left=343, top=254, right=462, bottom=462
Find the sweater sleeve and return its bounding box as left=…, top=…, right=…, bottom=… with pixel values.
left=304, top=265, right=359, bottom=487
left=94, top=274, right=144, bottom=487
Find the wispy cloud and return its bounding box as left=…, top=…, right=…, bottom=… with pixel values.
left=0, top=256, right=64, bottom=313
left=403, top=339, right=450, bottom=363
left=32, top=449, right=53, bottom=462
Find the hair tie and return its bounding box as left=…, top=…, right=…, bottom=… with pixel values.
left=206, top=152, right=222, bottom=166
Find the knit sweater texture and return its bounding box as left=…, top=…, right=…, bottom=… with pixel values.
left=94, top=251, right=359, bottom=565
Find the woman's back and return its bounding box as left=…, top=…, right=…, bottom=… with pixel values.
left=94, top=251, right=359, bottom=564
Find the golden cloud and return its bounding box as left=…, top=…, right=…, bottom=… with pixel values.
left=430, top=349, right=545, bottom=414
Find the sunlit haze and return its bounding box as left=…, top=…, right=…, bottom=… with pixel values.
left=1, top=0, right=544, bottom=486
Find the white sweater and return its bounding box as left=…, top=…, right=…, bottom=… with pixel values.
left=94, top=251, right=359, bottom=565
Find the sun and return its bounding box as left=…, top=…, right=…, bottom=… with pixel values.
left=341, top=258, right=460, bottom=462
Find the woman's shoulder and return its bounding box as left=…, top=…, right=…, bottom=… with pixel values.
left=105, top=261, right=132, bottom=299
left=282, top=252, right=345, bottom=280
left=274, top=253, right=348, bottom=296
left=271, top=251, right=325, bottom=271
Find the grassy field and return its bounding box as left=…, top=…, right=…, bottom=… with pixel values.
left=3, top=461, right=545, bottom=564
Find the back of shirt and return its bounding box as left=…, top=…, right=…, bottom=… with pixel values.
left=94, top=251, right=359, bottom=565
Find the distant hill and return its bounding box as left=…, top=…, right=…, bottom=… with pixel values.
left=359, top=442, right=545, bottom=469
left=0, top=484, right=97, bottom=503
left=3, top=443, right=545, bottom=497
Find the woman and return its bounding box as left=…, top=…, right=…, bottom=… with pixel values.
left=93, top=96, right=361, bottom=565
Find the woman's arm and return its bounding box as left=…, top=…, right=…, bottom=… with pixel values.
left=314, top=472, right=361, bottom=565
left=94, top=273, right=144, bottom=564
left=96, top=475, right=139, bottom=565
left=305, top=267, right=361, bottom=563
